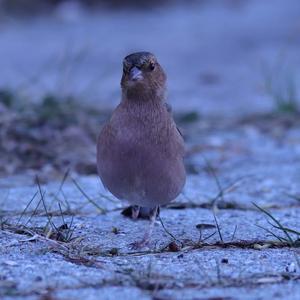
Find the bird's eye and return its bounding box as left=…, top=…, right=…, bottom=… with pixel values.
left=149, top=62, right=155, bottom=71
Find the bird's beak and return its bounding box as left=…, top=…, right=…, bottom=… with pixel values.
left=129, top=67, right=143, bottom=81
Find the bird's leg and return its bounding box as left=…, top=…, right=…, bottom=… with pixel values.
left=130, top=206, right=159, bottom=249
left=131, top=205, right=140, bottom=219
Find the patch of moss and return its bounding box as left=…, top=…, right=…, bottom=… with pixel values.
left=0, top=89, right=14, bottom=108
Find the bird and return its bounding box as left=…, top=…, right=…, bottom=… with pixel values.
left=97, top=52, right=186, bottom=248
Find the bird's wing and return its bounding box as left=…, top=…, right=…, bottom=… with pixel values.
left=165, top=102, right=184, bottom=138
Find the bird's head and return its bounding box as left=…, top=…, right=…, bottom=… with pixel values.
left=121, top=52, right=166, bottom=102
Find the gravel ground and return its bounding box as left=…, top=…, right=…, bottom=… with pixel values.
left=1, top=113, right=300, bottom=299
left=1, top=1, right=300, bottom=299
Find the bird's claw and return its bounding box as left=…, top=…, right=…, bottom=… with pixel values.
left=129, top=239, right=149, bottom=250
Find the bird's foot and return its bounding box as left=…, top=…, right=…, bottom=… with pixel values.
left=129, top=238, right=150, bottom=250
left=128, top=206, right=159, bottom=250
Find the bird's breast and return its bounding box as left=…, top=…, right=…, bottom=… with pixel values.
left=97, top=105, right=186, bottom=206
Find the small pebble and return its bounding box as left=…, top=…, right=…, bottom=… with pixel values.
left=221, top=258, right=229, bottom=264
left=285, top=262, right=296, bottom=273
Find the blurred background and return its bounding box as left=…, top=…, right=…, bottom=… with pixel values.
left=0, top=0, right=299, bottom=178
